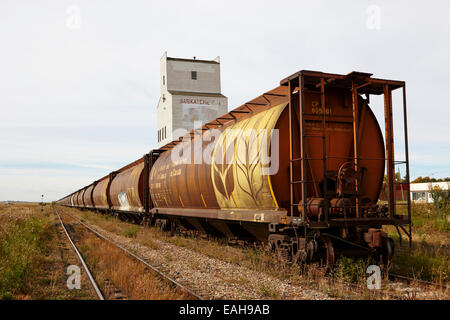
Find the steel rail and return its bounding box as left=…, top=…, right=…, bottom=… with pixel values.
left=58, top=208, right=203, bottom=300
left=53, top=207, right=105, bottom=300
left=309, top=269, right=406, bottom=300
left=57, top=206, right=445, bottom=299
left=388, top=273, right=448, bottom=290
left=320, top=270, right=445, bottom=300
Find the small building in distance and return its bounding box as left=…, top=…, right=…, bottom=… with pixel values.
left=410, top=181, right=449, bottom=203
left=379, top=182, right=409, bottom=202
left=379, top=181, right=449, bottom=203
left=156, top=52, right=228, bottom=148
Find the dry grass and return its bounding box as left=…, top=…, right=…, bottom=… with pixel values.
left=384, top=203, right=449, bottom=283
left=0, top=203, right=94, bottom=300
left=77, top=233, right=193, bottom=300
left=0, top=204, right=53, bottom=299
left=58, top=205, right=449, bottom=299
left=60, top=206, right=280, bottom=274
left=58, top=207, right=368, bottom=298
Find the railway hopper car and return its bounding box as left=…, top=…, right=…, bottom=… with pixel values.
left=58, top=70, right=412, bottom=266
left=92, top=176, right=110, bottom=210
left=83, top=183, right=95, bottom=208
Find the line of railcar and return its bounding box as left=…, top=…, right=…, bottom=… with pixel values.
left=58, top=70, right=412, bottom=266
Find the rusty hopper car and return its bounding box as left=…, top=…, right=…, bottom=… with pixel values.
left=58, top=70, right=412, bottom=266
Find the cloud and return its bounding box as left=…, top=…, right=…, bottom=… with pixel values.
left=0, top=0, right=449, bottom=201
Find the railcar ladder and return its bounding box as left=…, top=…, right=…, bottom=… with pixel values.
left=288, top=74, right=329, bottom=225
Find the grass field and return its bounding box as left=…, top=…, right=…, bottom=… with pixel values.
left=384, top=202, right=449, bottom=283
left=0, top=203, right=94, bottom=299
left=1, top=202, right=448, bottom=299
left=0, top=204, right=53, bottom=299
left=0, top=203, right=196, bottom=300
left=59, top=204, right=449, bottom=299
left=71, top=203, right=449, bottom=283
left=77, top=233, right=193, bottom=299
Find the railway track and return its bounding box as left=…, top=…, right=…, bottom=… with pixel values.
left=53, top=207, right=104, bottom=300
left=55, top=206, right=448, bottom=300
left=53, top=206, right=203, bottom=300
left=312, top=270, right=447, bottom=300
left=388, top=273, right=448, bottom=290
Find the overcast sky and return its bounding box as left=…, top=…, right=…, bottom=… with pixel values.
left=1, top=0, right=449, bottom=201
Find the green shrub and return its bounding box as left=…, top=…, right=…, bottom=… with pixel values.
left=433, top=218, right=450, bottom=232
left=0, top=217, right=52, bottom=299
left=123, top=226, right=139, bottom=238
left=334, top=257, right=371, bottom=284
left=392, top=249, right=449, bottom=282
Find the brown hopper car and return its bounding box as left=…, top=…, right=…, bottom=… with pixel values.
left=58, top=70, right=412, bottom=266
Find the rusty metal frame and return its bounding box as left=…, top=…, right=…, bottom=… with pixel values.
left=283, top=70, right=411, bottom=246
left=152, top=207, right=288, bottom=224
left=107, top=171, right=118, bottom=210
left=402, top=85, right=412, bottom=247
left=143, top=154, right=151, bottom=214
left=320, top=77, right=329, bottom=223
left=351, top=79, right=360, bottom=218
left=384, top=84, right=395, bottom=219
left=288, top=78, right=294, bottom=217
left=143, top=149, right=163, bottom=216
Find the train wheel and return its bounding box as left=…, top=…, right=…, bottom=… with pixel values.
left=319, top=235, right=335, bottom=269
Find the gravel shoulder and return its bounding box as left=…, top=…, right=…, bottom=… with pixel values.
left=64, top=207, right=448, bottom=300
left=75, top=217, right=332, bottom=300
